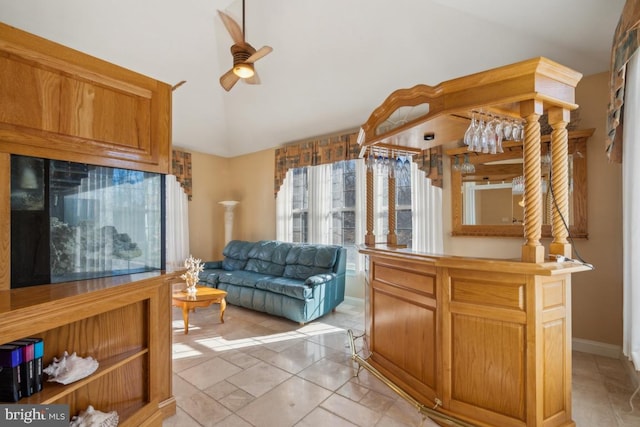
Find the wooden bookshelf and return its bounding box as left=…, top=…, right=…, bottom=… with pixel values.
left=0, top=22, right=177, bottom=426
left=0, top=272, right=178, bottom=426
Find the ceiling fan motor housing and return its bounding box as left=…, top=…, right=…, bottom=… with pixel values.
left=231, top=44, right=254, bottom=64
left=231, top=44, right=255, bottom=78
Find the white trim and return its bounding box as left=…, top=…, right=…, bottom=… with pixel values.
left=572, top=338, right=622, bottom=359
left=343, top=296, right=364, bottom=306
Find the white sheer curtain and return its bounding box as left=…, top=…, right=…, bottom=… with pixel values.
left=276, top=169, right=294, bottom=242
left=308, top=164, right=332, bottom=244
left=275, top=164, right=333, bottom=245
left=623, top=50, right=640, bottom=371
left=411, top=162, right=444, bottom=253
left=165, top=174, right=190, bottom=270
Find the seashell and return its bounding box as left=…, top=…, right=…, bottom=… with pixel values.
left=43, top=351, right=99, bottom=385
left=69, top=405, right=119, bottom=427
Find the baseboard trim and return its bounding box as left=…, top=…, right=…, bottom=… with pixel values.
left=572, top=337, right=622, bottom=359
left=343, top=296, right=364, bottom=306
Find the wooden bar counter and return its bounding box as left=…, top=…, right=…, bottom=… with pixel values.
left=360, top=245, right=590, bottom=427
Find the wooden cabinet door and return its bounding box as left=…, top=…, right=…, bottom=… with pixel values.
left=0, top=23, right=171, bottom=174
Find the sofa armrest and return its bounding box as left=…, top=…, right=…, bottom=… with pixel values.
left=304, top=273, right=336, bottom=287
left=203, top=260, right=222, bottom=269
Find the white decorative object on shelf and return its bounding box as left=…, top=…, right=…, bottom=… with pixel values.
left=43, top=351, right=99, bottom=385
left=70, top=405, right=119, bottom=427
left=181, top=255, right=204, bottom=294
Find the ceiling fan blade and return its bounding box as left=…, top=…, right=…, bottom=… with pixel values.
left=217, top=10, right=244, bottom=44
left=245, top=71, right=261, bottom=85
left=220, top=68, right=240, bottom=91
left=246, top=46, right=272, bottom=63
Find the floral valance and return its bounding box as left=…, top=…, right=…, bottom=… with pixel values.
left=172, top=149, right=193, bottom=201
left=274, top=130, right=444, bottom=195
left=274, top=130, right=360, bottom=196
left=607, top=0, right=640, bottom=162
left=412, top=146, right=443, bottom=188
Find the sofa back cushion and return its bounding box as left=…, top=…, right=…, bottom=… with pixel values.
left=245, top=240, right=292, bottom=276
left=283, top=244, right=340, bottom=280
left=222, top=240, right=255, bottom=271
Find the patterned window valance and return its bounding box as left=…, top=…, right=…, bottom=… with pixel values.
left=607, top=0, right=640, bottom=162
left=274, top=130, right=360, bottom=196
left=172, top=149, right=193, bottom=201
left=412, top=146, right=443, bottom=188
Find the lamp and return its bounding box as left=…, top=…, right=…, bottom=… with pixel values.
left=219, top=201, right=239, bottom=245
left=233, top=63, right=254, bottom=79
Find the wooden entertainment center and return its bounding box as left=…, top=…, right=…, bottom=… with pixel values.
left=0, top=22, right=176, bottom=425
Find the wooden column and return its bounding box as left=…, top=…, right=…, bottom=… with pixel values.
left=387, top=174, right=398, bottom=245
left=521, top=100, right=545, bottom=263
left=366, top=165, right=376, bottom=246
left=548, top=107, right=572, bottom=258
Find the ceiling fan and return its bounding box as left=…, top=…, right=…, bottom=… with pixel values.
left=218, top=0, right=273, bottom=91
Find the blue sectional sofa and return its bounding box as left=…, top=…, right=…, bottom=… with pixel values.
left=199, top=240, right=346, bottom=324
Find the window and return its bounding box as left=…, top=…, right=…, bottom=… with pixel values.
left=291, top=168, right=308, bottom=243
left=285, top=159, right=412, bottom=270
left=331, top=161, right=357, bottom=268
left=375, top=161, right=412, bottom=247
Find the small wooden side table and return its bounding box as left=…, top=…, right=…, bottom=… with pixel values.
left=172, top=285, right=227, bottom=334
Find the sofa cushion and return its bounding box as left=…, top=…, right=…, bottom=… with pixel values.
left=255, top=276, right=312, bottom=300
left=222, top=240, right=255, bottom=271
left=217, top=270, right=275, bottom=288
left=283, top=245, right=340, bottom=280
left=245, top=240, right=292, bottom=276
left=199, top=271, right=222, bottom=286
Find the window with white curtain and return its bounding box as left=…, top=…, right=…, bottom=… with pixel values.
left=278, top=158, right=413, bottom=271
left=373, top=161, right=413, bottom=247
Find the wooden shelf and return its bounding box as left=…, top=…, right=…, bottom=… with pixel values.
left=19, top=347, right=148, bottom=405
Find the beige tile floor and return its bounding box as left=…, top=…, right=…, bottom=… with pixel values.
left=163, top=299, right=640, bottom=427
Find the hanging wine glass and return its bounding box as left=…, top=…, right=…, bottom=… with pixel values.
left=461, top=153, right=475, bottom=174
left=403, top=156, right=411, bottom=179
left=464, top=113, right=477, bottom=146
left=377, top=155, right=384, bottom=174
left=494, top=120, right=504, bottom=153
left=395, top=156, right=403, bottom=177
left=367, top=153, right=375, bottom=170
left=481, top=117, right=497, bottom=154
left=512, top=122, right=523, bottom=142
left=452, top=156, right=460, bottom=171
left=502, top=120, right=513, bottom=141
left=470, top=115, right=485, bottom=152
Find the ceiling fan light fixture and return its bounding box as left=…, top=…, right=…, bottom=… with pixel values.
left=233, top=63, right=255, bottom=78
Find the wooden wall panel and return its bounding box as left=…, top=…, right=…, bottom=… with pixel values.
left=59, top=78, right=151, bottom=150
left=450, top=314, right=526, bottom=421
left=0, top=22, right=171, bottom=174
left=0, top=55, right=61, bottom=132
left=372, top=290, right=436, bottom=387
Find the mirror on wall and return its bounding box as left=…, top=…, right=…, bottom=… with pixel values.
left=447, top=129, right=593, bottom=238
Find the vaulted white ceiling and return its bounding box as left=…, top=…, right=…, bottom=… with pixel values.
left=0, top=0, right=625, bottom=157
